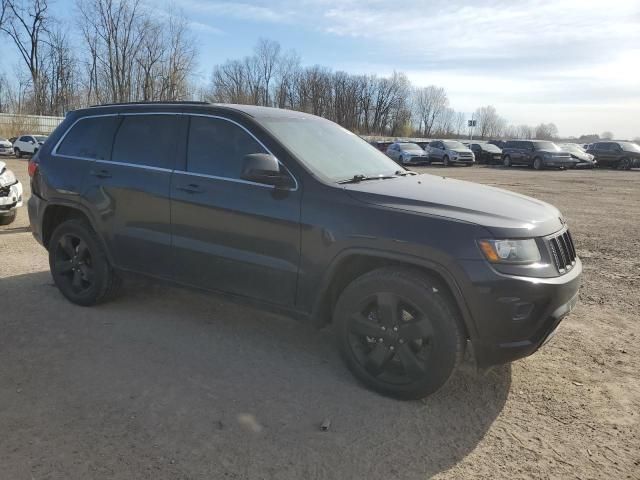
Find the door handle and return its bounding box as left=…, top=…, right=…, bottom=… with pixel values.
left=177, top=183, right=204, bottom=194
left=90, top=169, right=112, bottom=179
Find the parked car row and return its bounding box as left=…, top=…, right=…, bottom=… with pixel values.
left=0, top=134, right=48, bottom=158
left=384, top=140, right=476, bottom=166
left=377, top=138, right=638, bottom=170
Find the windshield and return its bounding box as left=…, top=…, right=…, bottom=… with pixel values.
left=560, top=144, right=583, bottom=154
left=481, top=143, right=501, bottom=152
left=443, top=141, right=466, bottom=149
left=534, top=142, right=561, bottom=151
left=262, top=116, right=402, bottom=182
left=398, top=143, right=423, bottom=151
left=621, top=142, right=640, bottom=153
left=35, top=136, right=47, bottom=142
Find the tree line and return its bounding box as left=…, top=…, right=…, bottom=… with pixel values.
left=0, top=0, right=196, bottom=116
left=2, top=0, right=630, bottom=142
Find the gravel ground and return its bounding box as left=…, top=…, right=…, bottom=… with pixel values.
left=1, top=157, right=638, bottom=479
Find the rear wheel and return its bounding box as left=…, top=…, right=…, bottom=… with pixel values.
left=334, top=267, right=464, bottom=400
left=49, top=218, right=117, bottom=306
left=503, top=155, right=511, bottom=167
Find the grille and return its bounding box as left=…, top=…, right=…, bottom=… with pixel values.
left=548, top=230, right=577, bottom=272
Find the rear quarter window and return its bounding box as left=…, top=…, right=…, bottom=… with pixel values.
left=57, top=116, right=120, bottom=160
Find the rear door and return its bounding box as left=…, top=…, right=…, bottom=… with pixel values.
left=84, top=113, right=181, bottom=278
left=170, top=115, right=301, bottom=306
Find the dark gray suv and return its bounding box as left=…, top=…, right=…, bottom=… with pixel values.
left=502, top=140, right=576, bottom=170
left=28, top=102, right=582, bottom=399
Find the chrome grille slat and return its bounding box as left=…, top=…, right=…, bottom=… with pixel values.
left=548, top=229, right=577, bottom=273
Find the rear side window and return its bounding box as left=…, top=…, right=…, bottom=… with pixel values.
left=111, top=115, right=176, bottom=169
left=19, top=136, right=30, bottom=142
left=57, top=116, right=120, bottom=160
left=187, top=116, right=267, bottom=179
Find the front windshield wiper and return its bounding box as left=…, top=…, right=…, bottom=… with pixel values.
left=395, top=170, right=417, bottom=176
left=337, top=174, right=397, bottom=184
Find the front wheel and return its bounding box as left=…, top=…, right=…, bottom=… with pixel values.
left=0, top=211, right=17, bottom=226
left=443, top=155, right=450, bottom=167
left=503, top=155, right=511, bottom=167
left=619, top=157, right=632, bottom=170
left=49, top=218, right=118, bottom=306
left=334, top=267, right=464, bottom=400
left=533, top=157, right=543, bottom=170
left=14, top=148, right=22, bottom=159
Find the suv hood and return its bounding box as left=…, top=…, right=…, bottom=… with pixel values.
left=344, top=174, right=563, bottom=237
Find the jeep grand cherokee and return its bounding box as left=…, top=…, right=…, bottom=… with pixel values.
left=28, top=102, right=582, bottom=399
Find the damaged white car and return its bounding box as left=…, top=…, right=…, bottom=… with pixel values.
left=0, top=160, right=23, bottom=225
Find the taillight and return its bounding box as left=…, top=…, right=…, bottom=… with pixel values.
left=28, top=159, right=39, bottom=177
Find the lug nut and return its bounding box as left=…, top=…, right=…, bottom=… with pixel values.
left=389, top=346, right=395, bottom=351
left=381, top=326, right=386, bottom=331
left=378, top=338, right=384, bottom=343
left=393, top=326, right=398, bottom=332
left=399, top=339, right=404, bottom=344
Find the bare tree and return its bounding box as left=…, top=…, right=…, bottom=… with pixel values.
left=474, top=105, right=505, bottom=139
left=535, top=122, right=558, bottom=140
left=44, top=28, right=81, bottom=115
left=254, top=38, right=280, bottom=106
left=77, top=0, right=147, bottom=103
left=413, top=86, right=448, bottom=136
left=0, top=0, right=50, bottom=113
left=601, top=131, right=614, bottom=140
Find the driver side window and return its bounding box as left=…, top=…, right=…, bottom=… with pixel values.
left=187, top=116, right=268, bottom=179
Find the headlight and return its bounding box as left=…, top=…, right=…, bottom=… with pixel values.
left=478, top=239, right=541, bottom=264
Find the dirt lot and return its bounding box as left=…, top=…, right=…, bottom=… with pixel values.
left=1, top=157, right=638, bottom=479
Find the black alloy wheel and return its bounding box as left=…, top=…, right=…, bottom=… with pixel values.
left=49, top=218, right=117, bottom=306
left=53, top=233, right=95, bottom=295
left=335, top=268, right=463, bottom=399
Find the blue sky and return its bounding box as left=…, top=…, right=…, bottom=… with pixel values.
left=3, top=0, right=640, bottom=138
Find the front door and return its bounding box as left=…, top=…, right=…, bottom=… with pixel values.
left=170, top=115, right=301, bottom=306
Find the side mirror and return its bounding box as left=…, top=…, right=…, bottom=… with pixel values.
left=240, top=153, right=294, bottom=189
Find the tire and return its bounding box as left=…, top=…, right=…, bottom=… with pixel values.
left=533, top=157, right=543, bottom=170
left=619, top=157, right=631, bottom=170
left=443, top=155, right=450, bottom=167
left=48, top=218, right=118, bottom=306
left=14, top=148, right=22, bottom=159
left=334, top=267, right=464, bottom=400
left=503, top=155, right=511, bottom=167
left=399, top=155, right=406, bottom=165
left=0, top=211, right=17, bottom=226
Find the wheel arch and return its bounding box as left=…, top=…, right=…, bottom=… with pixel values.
left=41, top=202, right=113, bottom=263
left=310, top=249, right=476, bottom=340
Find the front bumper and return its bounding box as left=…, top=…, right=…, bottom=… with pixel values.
left=543, top=157, right=577, bottom=168
left=0, top=181, right=23, bottom=214
left=459, top=257, right=582, bottom=367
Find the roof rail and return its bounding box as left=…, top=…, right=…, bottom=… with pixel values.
left=89, top=101, right=211, bottom=108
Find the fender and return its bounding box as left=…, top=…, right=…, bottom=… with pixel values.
left=41, top=198, right=117, bottom=266
left=310, top=247, right=479, bottom=339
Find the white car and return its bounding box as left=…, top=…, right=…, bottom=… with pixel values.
left=12, top=134, right=47, bottom=158
left=0, top=160, right=23, bottom=225
left=0, top=138, right=13, bottom=156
